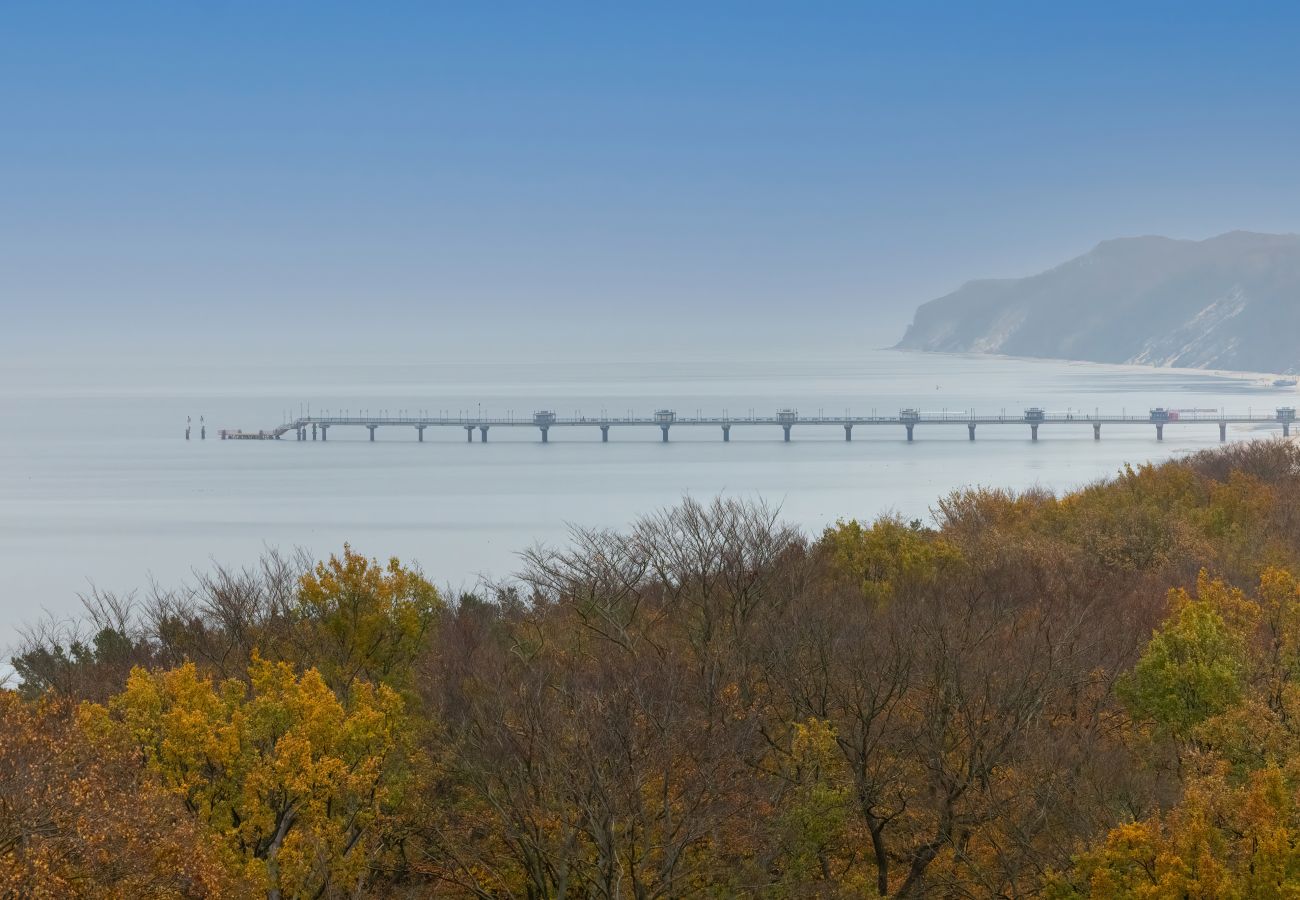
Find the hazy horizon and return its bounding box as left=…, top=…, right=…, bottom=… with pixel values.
left=8, top=3, right=1300, bottom=365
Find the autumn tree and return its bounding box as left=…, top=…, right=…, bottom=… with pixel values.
left=0, top=691, right=244, bottom=898
left=85, top=656, right=405, bottom=899
left=292, top=545, right=442, bottom=695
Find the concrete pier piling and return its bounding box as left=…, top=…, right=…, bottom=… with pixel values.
left=601, top=425, right=609, bottom=442
left=782, top=425, right=792, bottom=442
left=1156, top=424, right=1164, bottom=441
left=1094, top=423, right=1101, bottom=440
left=1030, top=424, right=1039, bottom=442
left=843, top=424, right=852, bottom=441
left=967, top=423, right=976, bottom=441
left=479, top=426, right=489, bottom=442
left=722, top=425, right=730, bottom=442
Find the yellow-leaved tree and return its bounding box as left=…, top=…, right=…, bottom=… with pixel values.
left=293, top=545, right=441, bottom=695
left=83, top=655, right=404, bottom=899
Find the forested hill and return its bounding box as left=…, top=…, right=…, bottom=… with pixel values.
left=12, top=441, right=1300, bottom=895
left=897, top=231, right=1300, bottom=374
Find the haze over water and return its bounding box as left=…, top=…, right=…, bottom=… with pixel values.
left=1, top=349, right=1292, bottom=641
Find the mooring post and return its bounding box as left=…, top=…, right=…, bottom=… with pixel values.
left=722, top=424, right=731, bottom=442
left=1030, top=424, right=1039, bottom=442
left=843, top=424, right=852, bottom=441
left=1155, top=424, right=1164, bottom=441
left=1093, top=423, right=1101, bottom=440
left=479, top=426, right=489, bottom=442
left=1219, top=422, right=1227, bottom=442
left=782, top=424, right=792, bottom=442
left=600, top=425, right=609, bottom=442
left=967, top=423, right=976, bottom=441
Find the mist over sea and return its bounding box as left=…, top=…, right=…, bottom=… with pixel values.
left=1, top=349, right=1292, bottom=642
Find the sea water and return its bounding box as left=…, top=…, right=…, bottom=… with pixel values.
left=0, top=350, right=1292, bottom=643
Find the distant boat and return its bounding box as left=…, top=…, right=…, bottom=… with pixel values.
left=1275, top=378, right=1298, bottom=388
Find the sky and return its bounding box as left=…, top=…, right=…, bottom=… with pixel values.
left=4, top=1, right=1300, bottom=363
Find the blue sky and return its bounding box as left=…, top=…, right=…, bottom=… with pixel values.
left=4, top=2, right=1299, bottom=361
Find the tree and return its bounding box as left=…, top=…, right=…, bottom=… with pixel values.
left=85, top=656, right=405, bottom=899
left=0, top=691, right=243, bottom=898
left=1118, top=574, right=1253, bottom=742
left=293, top=545, right=442, bottom=695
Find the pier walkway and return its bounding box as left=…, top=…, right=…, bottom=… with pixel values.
left=216, top=406, right=1299, bottom=443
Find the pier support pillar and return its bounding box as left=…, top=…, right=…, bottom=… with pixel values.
left=600, top=425, right=609, bottom=442
left=1219, top=422, right=1227, bottom=442
left=1030, top=424, right=1039, bottom=442
left=844, top=424, right=852, bottom=441
left=967, top=423, right=976, bottom=441
left=660, top=425, right=670, bottom=443
left=299, top=428, right=305, bottom=441
left=1286, top=423, right=1292, bottom=438
left=540, top=426, right=549, bottom=444
left=416, top=426, right=424, bottom=442
left=465, top=426, right=474, bottom=443
left=312, top=423, right=317, bottom=440
left=320, top=425, right=328, bottom=441
left=782, top=424, right=792, bottom=442
left=1093, top=423, right=1101, bottom=440
left=479, top=426, right=489, bottom=442
left=1155, top=424, right=1164, bottom=441
left=367, top=425, right=376, bottom=442
left=722, top=425, right=730, bottom=442
left=905, top=424, right=914, bottom=442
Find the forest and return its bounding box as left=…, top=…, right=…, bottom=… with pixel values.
left=8, top=439, right=1300, bottom=898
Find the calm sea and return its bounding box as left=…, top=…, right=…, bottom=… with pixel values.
left=0, top=350, right=1292, bottom=643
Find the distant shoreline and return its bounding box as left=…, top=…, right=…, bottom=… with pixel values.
left=888, top=346, right=1293, bottom=387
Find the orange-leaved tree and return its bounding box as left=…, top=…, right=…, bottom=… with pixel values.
left=0, top=690, right=244, bottom=898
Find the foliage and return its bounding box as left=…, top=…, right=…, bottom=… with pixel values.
left=85, top=656, right=404, bottom=898
left=820, top=515, right=960, bottom=602
left=293, top=545, right=442, bottom=695
left=0, top=691, right=244, bottom=898
left=13, top=441, right=1300, bottom=895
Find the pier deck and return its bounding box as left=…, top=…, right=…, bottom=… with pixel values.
left=215, top=406, right=1299, bottom=443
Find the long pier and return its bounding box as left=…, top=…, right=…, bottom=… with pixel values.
left=217, top=406, right=1299, bottom=443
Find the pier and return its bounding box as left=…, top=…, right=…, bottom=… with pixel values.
left=217, top=406, right=1298, bottom=443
